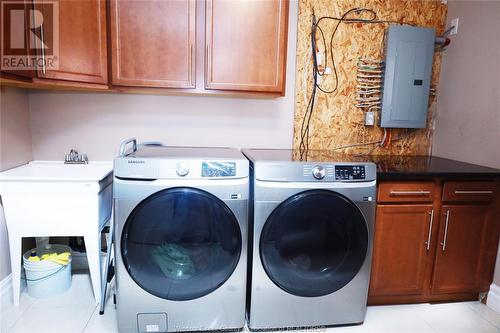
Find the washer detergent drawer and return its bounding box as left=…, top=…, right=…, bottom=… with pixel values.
left=137, top=313, right=167, bottom=333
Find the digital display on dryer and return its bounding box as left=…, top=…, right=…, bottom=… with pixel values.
left=202, top=162, right=236, bottom=177
left=335, top=165, right=366, bottom=180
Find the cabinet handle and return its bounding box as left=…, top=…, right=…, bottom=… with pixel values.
left=40, top=22, right=46, bottom=75
left=425, top=209, right=434, bottom=251
left=454, top=190, right=493, bottom=195
left=205, top=44, right=210, bottom=83
left=189, top=44, right=194, bottom=82
left=389, top=190, right=431, bottom=196
left=30, top=7, right=39, bottom=73
left=440, top=210, right=450, bottom=251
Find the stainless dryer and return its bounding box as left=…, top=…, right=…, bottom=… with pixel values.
left=242, top=149, right=376, bottom=330
left=114, top=140, right=248, bottom=332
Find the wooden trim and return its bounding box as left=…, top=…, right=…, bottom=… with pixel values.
left=1, top=77, right=109, bottom=91
left=368, top=292, right=479, bottom=306
left=1, top=77, right=285, bottom=98
left=0, top=72, right=33, bottom=83
left=108, top=85, right=280, bottom=98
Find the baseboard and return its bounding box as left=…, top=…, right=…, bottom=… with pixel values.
left=1, top=274, right=12, bottom=307
left=487, top=283, right=500, bottom=314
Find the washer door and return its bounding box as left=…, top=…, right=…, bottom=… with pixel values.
left=121, top=187, right=242, bottom=301
left=260, top=189, right=368, bottom=297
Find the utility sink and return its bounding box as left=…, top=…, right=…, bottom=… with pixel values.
left=0, top=160, right=113, bottom=183
left=0, top=160, right=113, bottom=306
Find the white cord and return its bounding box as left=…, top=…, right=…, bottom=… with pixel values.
left=357, top=78, right=383, bottom=83
left=380, top=128, right=387, bottom=146
left=357, top=73, right=383, bottom=78
left=357, top=85, right=382, bottom=89
left=355, top=58, right=384, bottom=119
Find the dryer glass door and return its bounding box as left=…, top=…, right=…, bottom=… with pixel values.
left=121, top=187, right=242, bottom=301
left=260, top=189, right=368, bottom=297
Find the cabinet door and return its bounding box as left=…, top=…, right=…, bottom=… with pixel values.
left=369, top=205, right=435, bottom=296
left=110, top=0, right=195, bottom=88
left=0, top=0, right=35, bottom=78
left=205, top=0, right=288, bottom=93
left=38, top=0, right=107, bottom=84
left=431, top=205, right=490, bottom=294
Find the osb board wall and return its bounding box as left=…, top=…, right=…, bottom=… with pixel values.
left=292, top=0, right=447, bottom=155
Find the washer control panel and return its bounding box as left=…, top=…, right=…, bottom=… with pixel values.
left=202, top=161, right=236, bottom=177
left=335, top=165, right=366, bottom=180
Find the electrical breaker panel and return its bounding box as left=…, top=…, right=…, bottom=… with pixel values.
left=380, top=26, right=435, bottom=128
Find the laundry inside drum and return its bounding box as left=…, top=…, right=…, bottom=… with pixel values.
left=151, top=243, right=195, bottom=279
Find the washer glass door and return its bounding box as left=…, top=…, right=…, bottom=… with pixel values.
left=260, top=189, right=368, bottom=297
left=121, top=187, right=241, bottom=301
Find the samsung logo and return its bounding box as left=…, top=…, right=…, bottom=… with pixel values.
left=128, top=160, right=146, bottom=164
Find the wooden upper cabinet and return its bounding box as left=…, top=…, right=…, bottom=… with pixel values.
left=205, top=0, right=288, bottom=94
left=370, top=205, right=435, bottom=297
left=38, top=0, right=107, bottom=84
left=110, top=0, right=196, bottom=88
left=0, top=0, right=35, bottom=78
left=431, top=205, right=490, bottom=294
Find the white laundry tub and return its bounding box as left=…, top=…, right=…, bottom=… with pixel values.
left=0, top=161, right=113, bottom=305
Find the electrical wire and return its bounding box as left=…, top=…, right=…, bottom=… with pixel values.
left=300, top=9, right=382, bottom=159
left=331, top=128, right=418, bottom=151
left=298, top=8, right=416, bottom=159
left=299, top=14, right=319, bottom=160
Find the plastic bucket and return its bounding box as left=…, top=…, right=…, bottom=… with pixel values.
left=22, top=244, right=72, bottom=298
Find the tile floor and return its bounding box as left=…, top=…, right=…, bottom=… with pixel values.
left=1, top=272, right=500, bottom=333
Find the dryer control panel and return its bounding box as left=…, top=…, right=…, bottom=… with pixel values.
left=252, top=160, right=376, bottom=183
left=335, top=165, right=366, bottom=180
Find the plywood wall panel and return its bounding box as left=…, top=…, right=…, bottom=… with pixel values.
left=293, top=0, right=447, bottom=155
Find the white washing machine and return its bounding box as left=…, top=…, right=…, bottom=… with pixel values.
left=113, top=140, right=248, bottom=332
left=242, top=149, right=377, bottom=330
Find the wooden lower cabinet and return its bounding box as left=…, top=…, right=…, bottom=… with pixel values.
left=370, top=205, right=435, bottom=297
left=432, top=205, right=492, bottom=294
left=369, top=180, right=499, bottom=305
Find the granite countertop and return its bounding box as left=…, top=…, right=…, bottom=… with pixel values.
left=372, top=155, right=500, bottom=180
left=242, top=149, right=500, bottom=180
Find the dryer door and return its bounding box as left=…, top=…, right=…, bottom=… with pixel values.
left=260, top=189, right=368, bottom=297
left=121, top=187, right=241, bottom=301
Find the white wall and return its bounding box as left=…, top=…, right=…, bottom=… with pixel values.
left=433, top=1, right=500, bottom=286
left=433, top=1, right=500, bottom=169
left=0, top=87, right=33, bottom=281
left=28, top=1, right=299, bottom=161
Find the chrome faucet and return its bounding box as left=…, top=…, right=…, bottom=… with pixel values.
left=64, top=149, right=88, bottom=164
